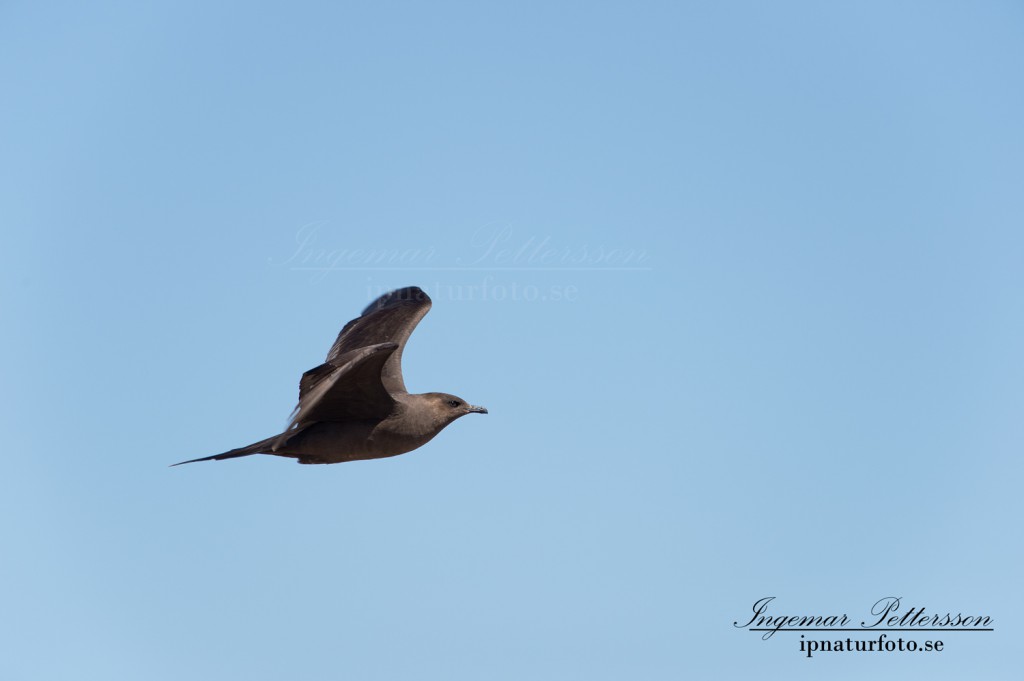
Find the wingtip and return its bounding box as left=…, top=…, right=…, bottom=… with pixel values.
left=362, top=286, right=431, bottom=315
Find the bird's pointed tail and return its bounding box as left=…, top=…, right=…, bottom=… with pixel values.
left=171, top=435, right=281, bottom=467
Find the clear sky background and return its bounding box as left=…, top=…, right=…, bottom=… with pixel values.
left=2, top=1, right=1022, bottom=679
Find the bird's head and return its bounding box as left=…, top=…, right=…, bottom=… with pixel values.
left=423, top=392, right=488, bottom=425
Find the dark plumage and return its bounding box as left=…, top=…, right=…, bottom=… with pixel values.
left=173, top=286, right=487, bottom=466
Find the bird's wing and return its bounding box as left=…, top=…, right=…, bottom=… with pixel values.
left=270, top=342, right=398, bottom=451
left=324, top=286, right=432, bottom=394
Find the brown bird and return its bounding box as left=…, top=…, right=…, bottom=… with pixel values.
left=174, top=286, right=487, bottom=466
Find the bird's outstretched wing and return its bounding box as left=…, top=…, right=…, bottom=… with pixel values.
left=271, top=342, right=398, bottom=451
left=324, top=286, right=432, bottom=394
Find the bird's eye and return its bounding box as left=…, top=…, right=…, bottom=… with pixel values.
left=448, top=400, right=461, bottom=408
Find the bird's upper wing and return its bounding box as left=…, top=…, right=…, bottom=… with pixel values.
left=324, top=286, right=432, bottom=394
left=270, top=342, right=398, bottom=451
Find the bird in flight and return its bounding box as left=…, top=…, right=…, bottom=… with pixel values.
left=174, top=286, right=487, bottom=466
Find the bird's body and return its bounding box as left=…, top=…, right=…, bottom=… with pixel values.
left=174, top=287, right=486, bottom=466
left=271, top=393, right=467, bottom=464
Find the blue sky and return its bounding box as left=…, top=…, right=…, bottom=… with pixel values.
left=2, top=1, right=1022, bottom=678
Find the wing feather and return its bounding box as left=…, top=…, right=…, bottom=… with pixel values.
left=324, top=286, right=431, bottom=394
left=271, top=342, right=398, bottom=451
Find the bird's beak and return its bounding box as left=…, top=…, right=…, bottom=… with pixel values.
left=467, top=405, right=488, bottom=414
